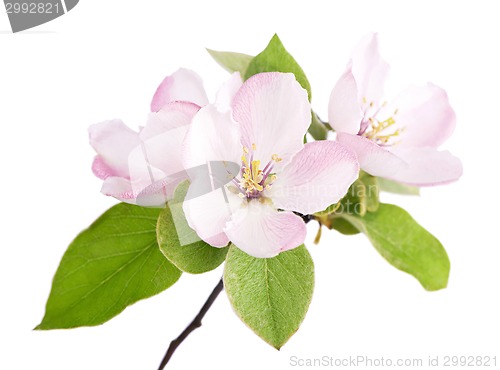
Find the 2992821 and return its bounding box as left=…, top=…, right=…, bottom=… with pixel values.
left=443, top=355, right=497, bottom=367
left=5, top=2, right=62, bottom=14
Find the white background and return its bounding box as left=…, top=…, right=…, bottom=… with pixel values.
left=1, top=1, right=499, bottom=369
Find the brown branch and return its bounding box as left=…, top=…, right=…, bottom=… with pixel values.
left=156, top=278, right=224, bottom=369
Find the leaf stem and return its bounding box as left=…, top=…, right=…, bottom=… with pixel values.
left=156, top=278, right=224, bottom=369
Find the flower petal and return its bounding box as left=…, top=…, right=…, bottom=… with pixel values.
left=124, top=144, right=171, bottom=206
left=182, top=104, right=241, bottom=176
left=328, top=69, right=363, bottom=134
left=387, top=148, right=463, bottom=186
left=214, top=72, right=243, bottom=112
left=89, top=119, right=140, bottom=179
left=351, top=33, right=390, bottom=104
left=388, top=83, right=456, bottom=148
left=231, top=72, right=311, bottom=167
left=337, top=133, right=407, bottom=177
left=224, top=201, right=306, bottom=258
left=140, top=101, right=200, bottom=177
left=91, top=155, right=115, bottom=180
left=183, top=187, right=241, bottom=247
left=150, top=68, right=209, bottom=111
left=270, top=141, right=359, bottom=215
left=100, top=177, right=137, bottom=203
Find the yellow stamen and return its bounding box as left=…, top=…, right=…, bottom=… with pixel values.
left=241, top=155, right=248, bottom=167
left=271, top=154, right=282, bottom=162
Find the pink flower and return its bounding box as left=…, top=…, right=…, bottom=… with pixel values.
left=328, top=34, right=462, bottom=186
left=151, top=68, right=242, bottom=112
left=89, top=101, right=200, bottom=205
left=182, top=72, right=359, bottom=258
left=90, top=69, right=242, bottom=205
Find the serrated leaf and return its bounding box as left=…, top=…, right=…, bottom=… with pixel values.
left=378, top=178, right=420, bottom=195
left=206, top=49, right=254, bottom=75
left=224, top=245, right=314, bottom=349
left=342, top=203, right=450, bottom=291
left=157, top=182, right=228, bottom=274
left=36, top=203, right=181, bottom=330
left=244, top=34, right=312, bottom=101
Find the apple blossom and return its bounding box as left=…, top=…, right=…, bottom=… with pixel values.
left=151, top=67, right=242, bottom=112
left=182, top=72, right=359, bottom=258
left=90, top=70, right=242, bottom=205
left=328, top=33, right=462, bottom=186
left=89, top=101, right=200, bottom=205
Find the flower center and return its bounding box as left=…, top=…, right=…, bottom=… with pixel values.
left=229, top=144, right=281, bottom=200
left=358, top=98, right=403, bottom=146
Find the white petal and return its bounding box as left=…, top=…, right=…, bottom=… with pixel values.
left=150, top=68, right=209, bottom=111
left=182, top=104, right=241, bottom=181
left=89, top=119, right=140, bottom=179
left=214, top=72, right=243, bottom=112
left=337, top=133, right=407, bottom=177
left=183, top=187, right=242, bottom=247
left=328, top=69, right=363, bottom=134
left=140, top=101, right=200, bottom=182
left=232, top=72, right=311, bottom=167
left=388, top=83, right=456, bottom=148
left=270, top=141, right=359, bottom=215
left=351, top=33, right=390, bottom=104
left=224, top=201, right=306, bottom=258
left=388, top=147, right=463, bottom=186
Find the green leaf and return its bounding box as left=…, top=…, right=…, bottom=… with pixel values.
left=308, top=111, right=328, bottom=140
left=224, top=245, right=314, bottom=349
left=342, top=203, right=450, bottom=291
left=314, top=202, right=340, bottom=217
left=244, top=34, right=312, bottom=101
left=157, top=182, right=228, bottom=274
left=328, top=216, right=360, bottom=235
left=360, top=171, right=379, bottom=212
left=206, top=49, right=254, bottom=75
left=378, top=178, right=420, bottom=195
left=36, top=203, right=181, bottom=330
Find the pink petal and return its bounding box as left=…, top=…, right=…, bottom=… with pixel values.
left=182, top=104, right=241, bottom=173
left=388, top=83, right=456, bottom=148
left=183, top=187, right=242, bottom=247
left=123, top=144, right=171, bottom=206
left=91, top=155, right=116, bottom=180
left=351, top=33, right=390, bottom=104
left=100, top=102, right=200, bottom=207
left=150, top=68, right=209, bottom=112
left=89, top=119, right=140, bottom=179
left=387, top=148, right=463, bottom=186
left=337, top=133, right=407, bottom=177
left=140, top=101, right=200, bottom=176
left=328, top=69, right=363, bottom=134
left=101, top=175, right=173, bottom=206
left=224, top=201, right=306, bottom=258
left=100, top=177, right=138, bottom=203
left=214, top=72, right=243, bottom=112
left=270, top=141, right=359, bottom=215
left=231, top=72, right=311, bottom=167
